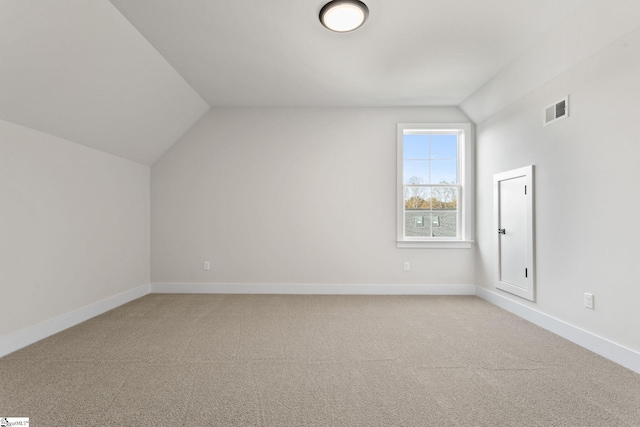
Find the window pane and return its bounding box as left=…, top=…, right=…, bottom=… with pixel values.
left=397, top=124, right=469, bottom=244
left=405, top=212, right=432, bottom=237
left=431, top=211, right=457, bottom=238
left=432, top=186, right=457, bottom=210
left=403, top=160, right=429, bottom=185
left=403, top=134, right=429, bottom=159
left=431, top=160, right=457, bottom=184
left=431, top=186, right=457, bottom=237
left=404, top=187, right=431, bottom=210
left=430, top=134, right=457, bottom=159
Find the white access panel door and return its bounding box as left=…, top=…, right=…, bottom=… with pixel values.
left=494, top=165, right=535, bottom=301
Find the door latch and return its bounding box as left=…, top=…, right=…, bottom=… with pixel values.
left=497, top=228, right=506, bottom=234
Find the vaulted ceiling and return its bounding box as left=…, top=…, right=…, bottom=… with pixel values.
left=1, top=0, right=586, bottom=165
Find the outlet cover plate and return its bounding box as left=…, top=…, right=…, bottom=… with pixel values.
left=584, top=293, right=594, bottom=309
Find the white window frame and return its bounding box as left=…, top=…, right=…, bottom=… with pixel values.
left=397, top=123, right=474, bottom=249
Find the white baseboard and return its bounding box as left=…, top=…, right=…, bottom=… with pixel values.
left=3, top=282, right=638, bottom=375
left=0, top=284, right=150, bottom=358
left=151, top=282, right=477, bottom=295
left=475, top=287, right=640, bottom=375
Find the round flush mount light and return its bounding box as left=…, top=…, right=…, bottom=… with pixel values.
left=319, top=0, right=369, bottom=33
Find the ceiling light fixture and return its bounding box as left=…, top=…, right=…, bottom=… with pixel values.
left=319, top=0, right=369, bottom=33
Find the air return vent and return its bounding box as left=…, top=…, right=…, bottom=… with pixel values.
left=543, top=96, right=569, bottom=126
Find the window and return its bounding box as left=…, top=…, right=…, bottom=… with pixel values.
left=397, top=123, right=474, bottom=248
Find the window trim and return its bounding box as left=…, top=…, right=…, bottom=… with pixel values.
left=396, top=123, right=474, bottom=249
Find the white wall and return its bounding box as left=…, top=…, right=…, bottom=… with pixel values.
left=473, top=26, right=640, bottom=352
left=460, top=0, right=640, bottom=124
left=0, top=119, right=150, bottom=340
left=152, top=107, right=474, bottom=286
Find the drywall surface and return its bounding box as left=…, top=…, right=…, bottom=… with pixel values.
left=0, top=119, right=150, bottom=339
left=152, top=107, right=475, bottom=286
left=461, top=0, right=640, bottom=124
left=475, top=27, right=640, bottom=352
left=0, top=0, right=209, bottom=165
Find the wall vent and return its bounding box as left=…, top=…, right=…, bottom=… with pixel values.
left=543, top=96, right=569, bottom=126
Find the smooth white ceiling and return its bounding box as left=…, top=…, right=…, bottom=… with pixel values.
left=0, top=0, right=588, bottom=164
left=109, top=0, right=584, bottom=107
left=0, top=0, right=209, bottom=165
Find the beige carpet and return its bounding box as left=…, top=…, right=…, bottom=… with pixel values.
left=1, top=294, right=639, bottom=426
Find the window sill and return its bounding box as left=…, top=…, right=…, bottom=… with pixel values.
left=396, top=240, right=474, bottom=249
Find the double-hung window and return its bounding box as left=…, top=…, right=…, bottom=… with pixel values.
left=397, top=123, right=474, bottom=248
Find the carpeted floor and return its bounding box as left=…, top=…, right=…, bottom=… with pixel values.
left=1, top=294, right=639, bottom=426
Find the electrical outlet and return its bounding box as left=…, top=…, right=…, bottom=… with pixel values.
left=403, top=261, right=410, bottom=271
left=584, top=293, right=594, bottom=309
left=204, top=261, right=210, bottom=271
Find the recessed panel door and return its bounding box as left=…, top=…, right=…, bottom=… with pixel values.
left=494, top=165, right=535, bottom=301
left=498, top=176, right=527, bottom=289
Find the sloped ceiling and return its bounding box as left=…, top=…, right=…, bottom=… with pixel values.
left=108, top=0, right=583, bottom=107
left=0, top=0, right=588, bottom=164
left=0, top=0, right=209, bottom=165
left=460, top=0, right=640, bottom=123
